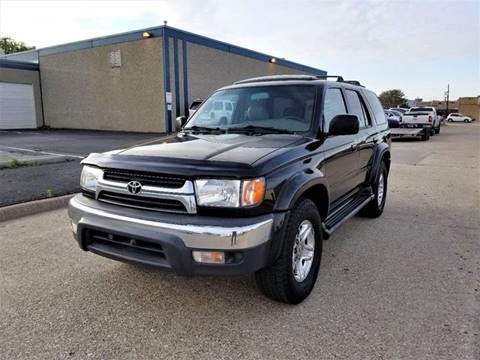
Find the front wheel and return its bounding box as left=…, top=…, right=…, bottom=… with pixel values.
left=255, top=198, right=322, bottom=304
left=361, top=162, right=388, bottom=218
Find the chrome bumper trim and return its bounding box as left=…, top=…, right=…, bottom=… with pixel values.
left=69, top=196, right=273, bottom=250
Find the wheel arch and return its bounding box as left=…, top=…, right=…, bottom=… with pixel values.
left=274, top=172, right=330, bottom=220
left=368, top=144, right=391, bottom=185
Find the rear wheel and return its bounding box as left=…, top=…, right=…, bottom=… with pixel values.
left=361, top=162, right=388, bottom=218
left=421, top=128, right=430, bottom=141
left=255, top=198, right=322, bottom=304
left=435, top=125, right=440, bottom=134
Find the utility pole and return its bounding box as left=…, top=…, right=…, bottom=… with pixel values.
left=445, top=84, right=450, bottom=116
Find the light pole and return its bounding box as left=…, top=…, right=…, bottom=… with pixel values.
left=445, top=84, right=450, bottom=116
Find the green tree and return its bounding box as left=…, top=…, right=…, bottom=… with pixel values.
left=0, top=37, right=35, bottom=55
left=378, top=89, right=408, bottom=108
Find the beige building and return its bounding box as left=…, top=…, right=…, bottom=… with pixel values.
left=2, top=26, right=326, bottom=132
left=458, top=97, right=480, bottom=120
left=415, top=99, right=458, bottom=111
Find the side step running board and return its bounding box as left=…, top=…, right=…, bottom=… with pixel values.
left=322, top=192, right=374, bottom=238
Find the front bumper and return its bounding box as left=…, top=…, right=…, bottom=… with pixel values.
left=68, top=194, right=286, bottom=276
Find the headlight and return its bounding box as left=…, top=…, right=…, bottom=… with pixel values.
left=80, top=165, right=103, bottom=192
left=195, top=178, right=265, bottom=208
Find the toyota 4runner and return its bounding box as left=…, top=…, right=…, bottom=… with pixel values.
left=68, top=75, right=391, bottom=304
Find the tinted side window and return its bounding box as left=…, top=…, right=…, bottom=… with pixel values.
left=323, top=88, right=347, bottom=130
left=345, top=90, right=368, bottom=128
left=364, top=90, right=387, bottom=125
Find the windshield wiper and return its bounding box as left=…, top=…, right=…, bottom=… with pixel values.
left=226, top=125, right=295, bottom=135
left=183, top=126, right=226, bottom=134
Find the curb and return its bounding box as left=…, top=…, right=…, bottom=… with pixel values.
left=0, top=155, right=76, bottom=169
left=0, top=194, right=75, bottom=222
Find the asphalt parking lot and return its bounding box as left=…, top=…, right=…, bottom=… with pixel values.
left=0, top=130, right=161, bottom=206
left=1, top=123, right=479, bottom=359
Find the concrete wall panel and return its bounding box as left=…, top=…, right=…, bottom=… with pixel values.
left=40, top=38, right=165, bottom=132
left=186, top=43, right=311, bottom=104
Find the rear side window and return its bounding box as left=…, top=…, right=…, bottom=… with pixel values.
left=323, top=88, right=347, bottom=130
left=345, top=90, right=369, bottom=128
left=364, top=90, right=387, bottom=125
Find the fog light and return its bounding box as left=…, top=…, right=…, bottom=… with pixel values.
left=192, top=251, right=225, bottom=264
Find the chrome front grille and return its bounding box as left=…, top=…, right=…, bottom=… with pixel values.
left=103, top=169, right=185, bottom=188
left=95, top=172, right=197, bottom=214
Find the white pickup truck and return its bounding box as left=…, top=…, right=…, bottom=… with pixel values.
left=400, top=107, right=440, bottom=140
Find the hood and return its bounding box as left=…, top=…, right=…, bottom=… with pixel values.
left=84, top=132, right=306, bottom=177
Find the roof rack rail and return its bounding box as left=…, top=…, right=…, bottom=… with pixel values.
left=233, top=74, right=363, bottom=86
left=234, top=75, right=317, bottom=84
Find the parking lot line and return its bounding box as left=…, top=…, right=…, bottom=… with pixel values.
left=0, top=145, right=85, bottom=159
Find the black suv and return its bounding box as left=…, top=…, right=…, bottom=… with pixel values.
left=68, top=75, right=391, bottom=304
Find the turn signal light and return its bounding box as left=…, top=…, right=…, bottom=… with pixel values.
left=428, top=116, right=433, bottom=122
left=242, top=178, right=265, bottom=207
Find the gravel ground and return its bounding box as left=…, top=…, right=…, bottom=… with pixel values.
left=0, top=123, right=478, bottom=359
left=0, top=129, right=161, bottom=207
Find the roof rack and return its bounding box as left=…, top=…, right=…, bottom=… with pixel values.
left=233, top=74, right=363, bottom=86
left=234, top=75, right=317, bottom=84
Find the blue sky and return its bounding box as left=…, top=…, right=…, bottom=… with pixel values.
left=1, top=0, right=478, bottom=100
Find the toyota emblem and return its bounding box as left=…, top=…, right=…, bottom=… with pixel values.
left=127, top=180, right=142, bottom=194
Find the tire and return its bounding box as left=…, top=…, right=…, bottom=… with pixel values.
left=435, top=126, right=440, bottom=134
left=421, top=128, right=430, bottom=141
left=361, top=162, right=388, bottom=218
left=255, top=198, right=322, bottom=304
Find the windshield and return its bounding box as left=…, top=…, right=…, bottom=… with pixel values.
left=185, top=85, right=316, bottom=133
left=409, top=107, right=434, bottom=112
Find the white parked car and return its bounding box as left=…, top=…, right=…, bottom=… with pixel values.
left=446, top=113, right=473, bottom=123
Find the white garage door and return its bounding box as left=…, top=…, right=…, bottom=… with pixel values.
left=0, top=82, right=37, bottom=129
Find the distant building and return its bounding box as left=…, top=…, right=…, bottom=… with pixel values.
left=415, top=99, right=459, bottom=111
left=406, top=98, right=422, bottom=107
left=458, top=97, right=480, bottom=120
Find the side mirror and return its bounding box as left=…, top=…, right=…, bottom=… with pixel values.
left=328, top=114, right=359, bottom=136
left=174, top=116, right=187, bottom=131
